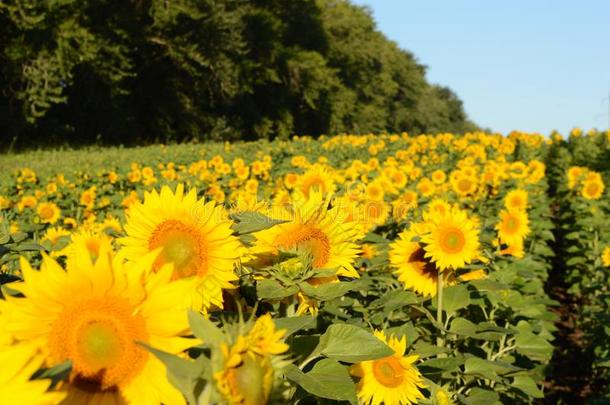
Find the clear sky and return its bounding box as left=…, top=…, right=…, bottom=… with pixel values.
left=351, top=0, right=610, bottom=135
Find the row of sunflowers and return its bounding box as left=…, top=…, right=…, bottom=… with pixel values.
left=0, top=129, right=608, bottom=404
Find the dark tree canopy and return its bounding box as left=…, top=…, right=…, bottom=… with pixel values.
left=0, top=0, right=477, bottom=149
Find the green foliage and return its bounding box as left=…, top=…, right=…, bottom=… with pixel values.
left=0, top=0, right=476, bottom=149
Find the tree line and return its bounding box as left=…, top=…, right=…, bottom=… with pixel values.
left=0, top=0, right=477, bottom=149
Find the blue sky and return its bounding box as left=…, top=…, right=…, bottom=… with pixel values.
left=351, top=0, right=610, bottom=135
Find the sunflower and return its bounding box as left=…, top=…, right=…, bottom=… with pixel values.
left=1, top=247, right=194, bottom=404
left=366, top=181, right=385, bottom=201
left=251, top=191, right=361, bottom=278
left=37, top=202, right=61, bottom=224
left=214, top=314, right=289, bottom=405
left=392, top=191, right=418, bottom=220
left=504, top=189, right=528, bottom=211
left=431, top=169, right=447, bottom=184
left=350, top=330, right=425, bottom=405
left=602, top=247, right=610, bottom=267
left=62, top=229, right=113, bottom=265
left=451, top=173, right=478, bottom=197
left=390, top=230, right=446, bottom=297
left=421, top=207, right=480, bottom=271
left=296, top=165, right=336, bottom=197
left=120, top=184, right=244, bottom=311
left=0, top=343, right=66, bottom=405
left=495, top=208, right=530, bottom=246
left=581, top=178, right=604, bottom=200
left=358, top=199, right=390, bottom=231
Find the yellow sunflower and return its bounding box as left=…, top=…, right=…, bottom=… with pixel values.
left=390, top=230, right=446, bottom=297
left=251, top=191, right=361, bottom=278
left=37, top=202, right=61, bottom=225
left=350, top=330, right=425, bottom=405
left=1, top=247, right=194, bottom=404
left=120, top=184, right=243, bottom=311
left=451, top=173, right=478, bottom=197
left=581, top=178, right=605, bottom=200
left=0, top=343, right=66, bottom=405
left=214, top=314, right=289, bottom=405
left=495, top=208, right=530, bottom=246
left=296, top=165, right=336, bottom=197
left=421, top=207, right=480, bottom=271
left=504, top=189, right=528, bottom=211
left=602, top=247, right=610, bottom=267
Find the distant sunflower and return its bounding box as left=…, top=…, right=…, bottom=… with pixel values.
left=296, top=165, right=336, bottom=197
left=251, top=191, right=361, bottom=278
left=602, top=246, right=610, bottom=267
left=62, top=229, right=113, bottom=265
left=581, top=178, right=604, bottom=200
left=421, top=207, right=480, bottom=271
left=350, top=330, right=425, bottom=405
left=496, top=208, right=530, bottom=246
left=36, top=202, right=61, bottom=225
left=504, top=189, right=528, bottom=211
left=451, top=174, right=478, bottom=197
left=120, top=184, right=243, bottom=311
left=1, top=248, right=194, bottom=404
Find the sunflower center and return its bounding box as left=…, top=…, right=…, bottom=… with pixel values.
left=439, top=228, right=466, bottom=253
left=40, top=206, right=55, bottom=219
left=505, top=216, right=520, bottom=233
left=458, top=179, right=472, bottom=192
left=586, top=183, right=599, bottom=196
left=49, top=297, right=148, bottom=390
left=276, top=225, right=331, bottom=268
left=372, top=356, right=404, bottom=388
left=148, top=219, right=208, bottom=278
left=409, top=246, right=438, bottom=277
left=302, top=176, right=326, bottom=196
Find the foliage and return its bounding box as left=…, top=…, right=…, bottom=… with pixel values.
left=0, top=0, right=476, bottom=149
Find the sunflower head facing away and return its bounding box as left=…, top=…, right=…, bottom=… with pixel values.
left=214, top=314, right=289, bottom=405
left=120, top=184, right=244, bottom=311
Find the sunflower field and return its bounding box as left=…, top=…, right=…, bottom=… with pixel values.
left=0, top=130, right=609, bottom=404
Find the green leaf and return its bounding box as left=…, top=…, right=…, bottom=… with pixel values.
left=418, top=356, right=464, bottom=372
left=312, top=324, right=394, bottom=362
left=141, top=344, right=206, bottom=404
left=187, top=311, right=225, bottom=347
left=442, top=284, right=470, bottom=315
left=514, top=330, right=553, bottom=361
left=274, top=316, right=317, bottom=336
left=33, top=360, right=72, bottom=388
left=512, top=375, right=544, bottom=398
left=449, top=317, right=477, bottom=336
left=461, top=387, right=500, bottom=405
left=298, top=280, right=360, bottom=300
left=284, top=360, right=357, bottom=402
left=0, top=220, right=10, bottom=244
left=464, top=357, right=521, bottom=380
left=13, top=242, right=45, bottom=252
left=231, top=211, right=286, bottom=235
left=257, top=279, right=299, bottom=300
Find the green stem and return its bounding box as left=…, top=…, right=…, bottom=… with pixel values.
left=436, top=273, right=444, bottom=349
